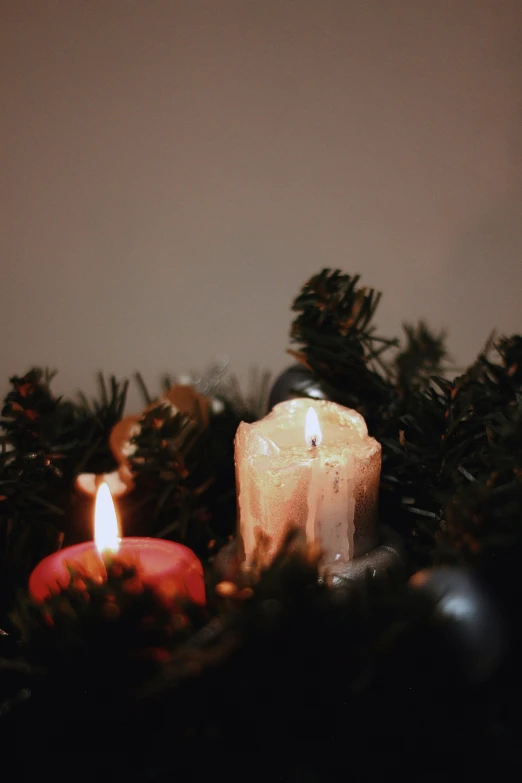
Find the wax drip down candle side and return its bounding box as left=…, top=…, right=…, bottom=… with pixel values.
left=234, top=399, right=381, bottom=569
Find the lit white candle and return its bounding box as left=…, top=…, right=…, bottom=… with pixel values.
left=235, top=399, right=381, bottom=568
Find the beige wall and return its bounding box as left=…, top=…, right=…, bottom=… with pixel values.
left=1, top=1, right=521, bottom=408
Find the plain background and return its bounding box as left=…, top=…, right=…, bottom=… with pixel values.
left=1, top=1, right=521, bottom=409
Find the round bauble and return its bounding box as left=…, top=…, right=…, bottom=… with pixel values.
left=268, top=364, right=328, bottom=410
left=409, top=566, right=505, bottom=684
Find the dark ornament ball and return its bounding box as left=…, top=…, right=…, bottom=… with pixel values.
left=409, top=566, right=505, bottom=685
left=268, top=364, right=329, bottom=410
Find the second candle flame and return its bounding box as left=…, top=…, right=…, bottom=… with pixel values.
left=305, top=407, right=322, bottom=448
left=94, top=481, right=120, bottom=556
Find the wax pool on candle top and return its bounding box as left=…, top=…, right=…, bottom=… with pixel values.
left=235, top=399, right=381, bottom=568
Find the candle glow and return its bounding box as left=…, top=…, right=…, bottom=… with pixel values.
left=305, top=406, right=322, bottom=448
left=94, top=481, right=120, bottom=556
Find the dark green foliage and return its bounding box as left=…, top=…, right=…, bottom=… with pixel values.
left=128, top=401, right=240, bottom=557
left=1, top=537, right=445, bottom=732
left=1, top=269, right=522, bottom=778
left=0, top=370, right=129, bottom=615
left=4, top=535, right=520, bottom=779
left=380, top=337, right=522, bottom=574
left=215, top=367, right=272, bottom=423
left=290, top=270, right=451, bottom=433
left=138, top=532, right=446, bottom=738
left=290, top=270, right=522, bottom=579
left=123, top=369, right=271, bottom=559
left=394, top=321, right=449, bottom=394
left=8, top=557, right=205, bottom=730
left=290, top=269, right=397, bottom=427
left=0, top=366, right=264, bottom=623
left=107, top=371, right=269, bottom=558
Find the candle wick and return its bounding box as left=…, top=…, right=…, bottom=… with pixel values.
left=311, top=436, right=317, bottom=448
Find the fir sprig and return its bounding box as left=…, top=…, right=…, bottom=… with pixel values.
left=128, top=400, right=239, bottom=556
left=10, top=557, right=205, bottom=718
left=381, top=337, right=522, bottom=570
left=394, top=321, right=449, bottom=394
left=0, top=367, right=256, bottom=620
left=288, top=270, right=522, bottom=577
left=0, top=271, right=520, bottom=775
left=0, top=370, right=130, bottom=615
left=290, top=270, right=396, bottom=426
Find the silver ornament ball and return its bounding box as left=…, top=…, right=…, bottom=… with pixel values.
left=409, top=566, right=505, bottom=684
left=268, top=365, right=328, bottom=409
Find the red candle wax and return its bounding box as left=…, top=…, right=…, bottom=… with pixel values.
left=29, top=538, right=206, bottom=606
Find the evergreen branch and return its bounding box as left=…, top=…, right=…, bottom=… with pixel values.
left=134, top=372, right=153, bottom=406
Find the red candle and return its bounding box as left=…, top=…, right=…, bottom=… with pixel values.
left=29, top=482, right=205, bottom=606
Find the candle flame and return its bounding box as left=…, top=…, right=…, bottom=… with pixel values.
left=305, top=407, right=322, bottom=448
left=94, top=482, right=120, bottom=555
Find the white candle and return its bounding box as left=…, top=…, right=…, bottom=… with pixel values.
left=235, top=399, right=381, bottom=568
